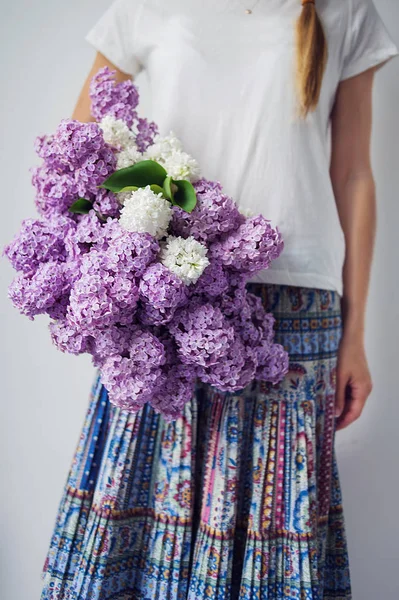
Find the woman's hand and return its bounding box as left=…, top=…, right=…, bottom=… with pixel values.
left=334, top=330, right=373, bottom=431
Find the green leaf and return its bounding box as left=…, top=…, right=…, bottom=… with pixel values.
left=119, top=186, right=139, bottom=193
left=150, top=184, right=165, bottom=196
left=172, top=180, right=197, bottom=213
left=68, top=198, right=93, bottom=215
left=163, top=176, right=174, bottom=201
left=99, top=160, right=168, bottom=192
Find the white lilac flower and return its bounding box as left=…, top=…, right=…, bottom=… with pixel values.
left=146, top=131, right=183, bottom=157
left=119, top=186, right=172, bottom=239
left=116, top=144, right=142, bottom=169
left=99, top=115, right=135, bottom=149
left=145, top=131, right=201, bottom=182
left=162, top=152, right=201, bottom=182
left=160, top=235, right=210, bottom=285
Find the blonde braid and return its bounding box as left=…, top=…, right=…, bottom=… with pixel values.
left=295, top=0, right=328, bottom=117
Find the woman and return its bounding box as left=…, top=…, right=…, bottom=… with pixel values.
left=41, top=1, right=398, bottom=598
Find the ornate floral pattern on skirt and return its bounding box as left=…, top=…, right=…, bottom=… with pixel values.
left=41, top=283, right=352, bottom=599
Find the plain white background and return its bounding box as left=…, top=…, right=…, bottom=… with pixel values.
left=0, top=1, right=398, bottom=598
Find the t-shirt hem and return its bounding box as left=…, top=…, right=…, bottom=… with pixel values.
left=247, top=269, right=343, bottom=297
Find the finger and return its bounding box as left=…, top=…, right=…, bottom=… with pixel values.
left=336, top=396, right=365, bottom=431
left=336, top=409, right=357, bottom=430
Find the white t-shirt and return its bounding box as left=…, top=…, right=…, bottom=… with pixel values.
left=86, top=0, right=398, bottom=296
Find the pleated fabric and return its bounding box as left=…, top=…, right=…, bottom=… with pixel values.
left=40, top=283, right=352, bottom=600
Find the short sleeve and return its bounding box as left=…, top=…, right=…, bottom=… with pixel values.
left=85, top=0, right=145, bottom=77
left=340, top=0, right=399, bottom=81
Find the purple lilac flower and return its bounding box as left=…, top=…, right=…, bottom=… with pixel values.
left=151, top=362, right=197, bottom=423
left=34, top=133, right=54, bottom=159
left=91, top=324, right=136, bottom=366
left=138, top=263, right=189, bottom=325
left=92, top=188, right=120, bottom=219
left=139, top=263, right=188, bottom=310
left=63, top=212, right=105, bottom=271
left=169, top=302, right=235, bottom=368
left=67, top=251, right=139, bottom=334
left=135, top=117, right=158, bottom=152
left=49, top=318, right=93, bottom=355
left=72, top=210, right=105, bottom=249
left=230, top=292, right=284, bottom=381
left=99, top=328, right=166, bottom=411
left=31, top=165, right=78, bottom=217
left=171, top=178, right=244, bottom=243
left=212, top=215, right=284, bottom=273
left=3, top=218, right=67, bottom=273
left=36, top=120, right=108, bottom=171
left=256, top=342, right=290, bottom=385
left=137, top=303, right=178, bottom=326
left=109, top=273, right=140, bottom=322
left=47, top=213, right=78, bottom=238
left=8, top=261, right=68, bottom=320
left=198, top=337, right=257, bottom=392
left=47, top=293, right=71, bottom=320
left=89, top=66, right=139, bottom=127
left=60, top=257, right=81, bottom=287
left=192, top=260, right=229, bottom=298
left=236, top=292, right=276, bottom=347
left=213, top=271, right=248, bottom=317
left=34, top=119, right=116, bottom=199
left=149, top=329, right=197, bottom=420
left=102, top=220, right=160, bottom=276
left=157, top=330, right=179, bottom=365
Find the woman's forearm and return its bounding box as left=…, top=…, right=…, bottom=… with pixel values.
left=334, top=174, right=377, bottom=339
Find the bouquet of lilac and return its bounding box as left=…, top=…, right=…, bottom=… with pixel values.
left=4, top=67, right=289, bottom=422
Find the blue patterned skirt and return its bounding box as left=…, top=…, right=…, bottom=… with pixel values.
left=41, top=283, right=352, bottom=599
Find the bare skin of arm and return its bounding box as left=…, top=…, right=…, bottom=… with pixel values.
left=72, top=52, right=133, bottom=122
left=330, top=68, right=376, bottom=430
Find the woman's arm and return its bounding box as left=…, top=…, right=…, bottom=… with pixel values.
left=72, top=51, right=133, bottom=122
left=329, top=68, right=376, bottom=430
